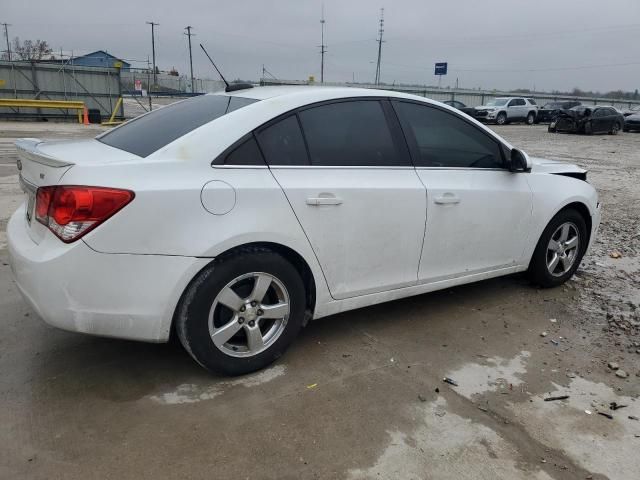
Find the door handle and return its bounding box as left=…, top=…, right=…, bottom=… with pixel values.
left=434, top=193, right=460, bottom=205
left=306, top=196, right=343, bottom=206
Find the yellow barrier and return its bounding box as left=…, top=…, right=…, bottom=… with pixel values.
left=0, top=98, right=87, bottom=123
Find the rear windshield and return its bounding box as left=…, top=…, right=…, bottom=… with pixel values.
left=98, top=94, right=258, bottom=157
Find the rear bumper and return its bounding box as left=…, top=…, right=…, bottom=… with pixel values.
left=7, top=205, right=210, bottom=342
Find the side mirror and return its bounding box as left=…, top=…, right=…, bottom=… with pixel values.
left=509, top=148, right=531, bottom=172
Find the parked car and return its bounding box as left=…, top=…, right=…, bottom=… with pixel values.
left=474, top=97, right=538, bottom=125
left=8, top=87, right=601, bottom=375
left=548, top=105, right=624, bottom=135
left=624, top=113, right=640, bottom=132
left=535, top=101, right=581, bottom=124
left=621, top=105, right=640, bottom=117
left=443, top=100, right=476, bottom=117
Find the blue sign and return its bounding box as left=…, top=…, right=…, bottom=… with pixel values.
left=434, top=62, right=448, bottom=75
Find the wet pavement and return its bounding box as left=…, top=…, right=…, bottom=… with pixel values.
left=1, top=122, right=639, bottom=479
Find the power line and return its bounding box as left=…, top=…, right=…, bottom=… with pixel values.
left=185, top=26, right=195, bottom=93
left=1, top=23, right=10, bottom=61
left=374, top=8, right=384, bottom=85
left=319, top=4, right=327, bottom=83
left=146, top=21, right=159, bottom=87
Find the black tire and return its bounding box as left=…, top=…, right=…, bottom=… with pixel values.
left=526, top=112, right=535, bottom=125
left=176, top=249, right=307, bottom=375
left=609, top=122, right=621, bottom=135
left=623, top=127, right=629, bottom=132
left=528, top=208, right=588, bottom=288
left=496, top=112, right=507, bottom=125
left=548, top=124, right=556, bottom=133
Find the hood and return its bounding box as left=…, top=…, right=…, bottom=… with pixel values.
left=475, top=105, right=497, bottom=111
left=529, top=157, right=587, bottom=176
left=625, top=113, right=640, bottom=121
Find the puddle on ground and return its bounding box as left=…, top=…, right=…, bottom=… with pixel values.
left=510, top=377, right=640, bottom=480
left=149, top=364, right=286, bottom=405
left=348, top=397, right=555, bottom=480
left=445, top=351, right=531, bottom=398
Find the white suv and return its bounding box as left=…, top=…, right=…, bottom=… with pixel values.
left=475, top=97, right=539, bottom=125
left=8, top=86, right=600, bottom=375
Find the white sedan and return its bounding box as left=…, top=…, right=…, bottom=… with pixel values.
left=7, top=86, right=601, bottom=375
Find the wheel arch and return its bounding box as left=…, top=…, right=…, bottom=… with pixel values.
left=558, top=202, right=593, bottom=249
left=170, top=241, right=318, bottom=339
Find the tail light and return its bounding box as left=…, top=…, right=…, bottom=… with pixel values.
left=35, top=186, right=134, bottom=243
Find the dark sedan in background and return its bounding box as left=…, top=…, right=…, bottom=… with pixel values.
left=535, top=101, right=582, bottom=124
left=549, top=105, right=624, bottom=135
left=443, top=100, right=477, bottom=117
left=624, top=113, right=640, bottom=132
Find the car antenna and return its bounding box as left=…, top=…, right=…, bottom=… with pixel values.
left=199, top=43, right=253, bottom=93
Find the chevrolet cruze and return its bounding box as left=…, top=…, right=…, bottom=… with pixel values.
left=7, top=86, right=601, bottom=375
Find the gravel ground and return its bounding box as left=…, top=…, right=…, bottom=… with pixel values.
left=0, top=121, right=639, bottom=480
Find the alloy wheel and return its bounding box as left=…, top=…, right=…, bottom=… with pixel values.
left=546, top=222, right=580, bottom=277
left=208, top=272, right=290, bottom=358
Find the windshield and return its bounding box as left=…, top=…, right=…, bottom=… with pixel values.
left=485, top=98, right=508, bottom=107
left=98, top=94, right=259, bottom=157
left=544, top=102, right=562, bottom=109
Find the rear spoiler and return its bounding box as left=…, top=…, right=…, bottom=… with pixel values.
left=15, top=138, right=74, bottom=168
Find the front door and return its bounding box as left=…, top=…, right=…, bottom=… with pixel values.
left=392, top=100, right=533, bottom=282
left=256, top=100, right=426, bottom=300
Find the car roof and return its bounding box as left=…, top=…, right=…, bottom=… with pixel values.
left=218, top=85, right=432, bottom=102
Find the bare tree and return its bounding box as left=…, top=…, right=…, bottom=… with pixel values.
left=1, top=37, right=53, bottom=61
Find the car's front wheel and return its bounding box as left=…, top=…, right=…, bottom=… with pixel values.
left=528, top=209, right=587, bottom=288
left=496, top=112, right=507, bottom=125
left=610, top=122, right=621, bottom=135
left=176, top=249, right=307, bottom=375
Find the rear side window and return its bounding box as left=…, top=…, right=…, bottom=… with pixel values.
left=99, top=95, right=258, bottom=157
left=298, top=100, right=407, bottom=167
left=256, top=115, right=309, bottom=166
left=393, top=101, right=504, bottom=169
left=223, top=136, right=265, bottom=166
left=527, top=98, right=537, bottom=105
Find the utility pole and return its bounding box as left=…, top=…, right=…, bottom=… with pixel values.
left=374, top=8, right=384, bottom=85
left=146, top=21, right=159, bottom=88
left=184, top=26, right=195, bottom=93
left=319, top=5, right=327, bottom=83
left=1, top=23, right=11, bottom=61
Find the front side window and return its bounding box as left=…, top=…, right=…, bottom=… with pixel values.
left=99, top=95, right=258, bottom=157
left=298, top=100, right=407, bottom=167
left=392, top=101, right=504, bottom=169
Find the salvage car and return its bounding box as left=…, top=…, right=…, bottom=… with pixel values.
left=443, top=99, right=476, bottom=117
left=474, top=97, right=538, bottom=125
left=8, top=86, right=601, bottom=375
left=535, top=101, right=581, bottom=124
left=548, top=105, right=624, bottom=135
left=624, top=113, right=640, bottom=132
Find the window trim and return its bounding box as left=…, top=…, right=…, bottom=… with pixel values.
left=390, top=99, right=508, bottom=170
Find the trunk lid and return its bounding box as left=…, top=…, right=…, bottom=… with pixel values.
left=15, top=138, right=136, bottom=244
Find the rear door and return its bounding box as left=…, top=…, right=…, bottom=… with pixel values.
left=259, top=99, right=426, bottom=300
left=392, top=100, right=533, bottom=282
left=507, top=98, right=526, bottom=120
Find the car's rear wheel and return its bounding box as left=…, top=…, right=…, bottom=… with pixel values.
left=528, top=209, right=587, bottom=288
left=496, top=112, right=507, bottom=125
left=176, top=249, right=307, bottom=375
left=548, top=124, right=556, bottom=133
left=610, top=122, right=621, bottom=135
left=526, top=112, right=535, bottom=125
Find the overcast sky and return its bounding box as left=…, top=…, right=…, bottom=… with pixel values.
left=3, top=0, right=640, bottom=92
